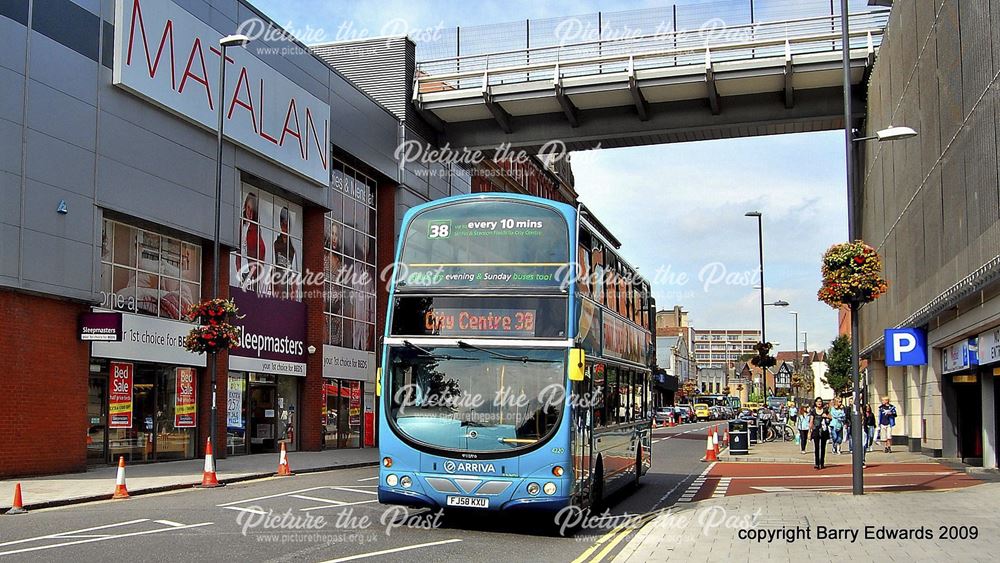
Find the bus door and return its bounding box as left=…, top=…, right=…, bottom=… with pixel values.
left=571, top=366, right=593, bottom=503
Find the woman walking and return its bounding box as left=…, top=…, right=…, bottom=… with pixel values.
left=829, top=397, right=847, bottom=454
left=796, top=404, right=811, bottom=454
left=863, top=404, right=877, bottom=452
left=808, top=397, right=832, bottom=470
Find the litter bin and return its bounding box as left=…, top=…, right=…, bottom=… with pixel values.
left=729, top=420, right=749, bottom=455
left=748, top=420, right=759, bottom=445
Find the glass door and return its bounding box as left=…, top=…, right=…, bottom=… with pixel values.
left=87, top=375, right=108, bottom=465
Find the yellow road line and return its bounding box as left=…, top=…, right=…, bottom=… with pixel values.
left=572, top=509, right=662, bottom=563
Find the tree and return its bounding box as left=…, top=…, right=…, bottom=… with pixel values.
left=721, top=386, right=730, bottom=396
left=823, top=334, right=853, bottom=395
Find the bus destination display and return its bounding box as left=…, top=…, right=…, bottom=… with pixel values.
left=424, top=308, right=536, bottom=337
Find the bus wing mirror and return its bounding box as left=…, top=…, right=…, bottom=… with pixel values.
left=569, top=349, right=585, bottom=381
left=376, top=367, right=382, bottom=397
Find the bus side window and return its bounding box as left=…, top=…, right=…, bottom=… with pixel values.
left=605, top=367, right=618, bottom=425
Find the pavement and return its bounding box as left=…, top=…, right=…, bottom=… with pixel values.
left=0, top=448, right=378, bottom=512
left=612, top=481, right=1000, bottom=562
left=720, top=434, right=928, bottom=464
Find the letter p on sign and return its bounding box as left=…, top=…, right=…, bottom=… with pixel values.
left=884, top=328, right=927, bottom=366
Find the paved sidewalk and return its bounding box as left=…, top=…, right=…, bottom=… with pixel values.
left=720, top=436, right=927, bottom=464
left=613, top=482, right=999, bottom=562
left=0, top=448, right=378, bottom=512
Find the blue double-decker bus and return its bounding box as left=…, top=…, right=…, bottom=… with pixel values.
left=377, top=193, right=654, bottom=514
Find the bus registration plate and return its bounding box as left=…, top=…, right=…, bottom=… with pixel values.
left=446, top=495, right=489, bottom=508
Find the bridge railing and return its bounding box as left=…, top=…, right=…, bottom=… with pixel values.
left=415, top=11, right=888, bottom=95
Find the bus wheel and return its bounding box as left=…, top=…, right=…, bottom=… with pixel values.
left=591, top=459, right=605, bottom=513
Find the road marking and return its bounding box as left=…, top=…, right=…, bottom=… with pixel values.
left=291, top=494, right=346, bottom=505
left=722, top=471, right=956, bottom=481
left=356, top=476, right=379, bottom=482
left=330, top=487, right=378, bottom=496
left=223, top=506, right=267, bottom=516
left=712, top=478, right=732, bottom=498
left=153, top=520, right=185, bottom=527
left=0, top=521, right=212, bottom=557
left=749, top=484, right=916, bottom=493
left=299, top=499, right=379, bottom=511
left=678, top=462, right=716, bottom=503
left=217, top=486, right=334, bottom=507
left=318, top=538, right=463, bottom=562
left=0, top=519, right=149, bottom=548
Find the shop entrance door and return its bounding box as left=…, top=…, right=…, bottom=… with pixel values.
left=249, top=385, right=277, bottom=454
left=956, top=378, right=983, bottom=463
left=87, top=375, right=108, bottom=465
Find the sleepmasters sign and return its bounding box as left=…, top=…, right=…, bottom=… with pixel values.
left=398, top=200, right=571, bottom=290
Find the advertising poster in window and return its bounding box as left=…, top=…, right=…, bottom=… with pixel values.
left=109, top=362, right=133, bottom=429
left=231, top=184, right=303, bottom=300
left=349, top=381, right=362, bottom=426
left=227, top=376, right=245, bottom=430
left=174, top=367, right=197, bottom=428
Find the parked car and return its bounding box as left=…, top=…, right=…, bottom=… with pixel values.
left=672, top=406, right=689, bottom=423
left=677, top=404, right=695, bottom=422
left=694, top=403, right=711, bottom=421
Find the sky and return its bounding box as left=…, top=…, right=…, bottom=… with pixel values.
left=252, top=0, right=850, bottom=355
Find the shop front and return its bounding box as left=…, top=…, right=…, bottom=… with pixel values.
left=227, top=286, right=308, bottom=455
left=322, top=346, right=374, bottom=448
left=975, top=327, right=1000, bottom=468
left=87, top=311, right=206, bottom=465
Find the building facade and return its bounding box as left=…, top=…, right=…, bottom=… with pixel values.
left=857, top=0, right=1000, bottom=467
left=0, top=0, right=459, bottom=478
left=691, top=328, right=760, bottom=368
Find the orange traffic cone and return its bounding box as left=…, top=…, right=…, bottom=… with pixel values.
left=277, top=442, right=293, bottom=476
left=199, top=437, right=222, bottom=488
left=112, top=456, right=130, bottom=499
left=713, top=425, right=720, bottom=455
left=703, top=431, right=718, bottom=462
left=723, top=427, right=730, bottom=446
left=6, top=483, right=27, bottom=514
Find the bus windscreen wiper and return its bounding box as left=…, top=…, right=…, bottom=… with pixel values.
left=456, top=341, right=557, bottom=363
left=402, top=340, right=475, bottom=361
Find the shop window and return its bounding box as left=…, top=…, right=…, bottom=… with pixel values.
left=325, top=160, right=377, bottom=353
left=231, top=183, right=304, bottom=300
left=100, top=219, right=201, bottom=320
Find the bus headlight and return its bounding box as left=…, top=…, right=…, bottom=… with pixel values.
left=552, top=466, right=564, bottom=477
left=400, top=476, right=412, bottom=488
left=543, top=482, right=557, bottom=495
left=383, top=457, right=393, bottom=468
left=386, top=474, right=399, bottom=487
left=527, top=482, right=540, bottom=496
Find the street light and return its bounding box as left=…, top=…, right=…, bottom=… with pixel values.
left=209, top=33, right=250, bottom=476
left=839, top=0, right=916, bottom=496
left=765, top=300, right=789, bottom=307
left=745, top=210, right=770, bottom=407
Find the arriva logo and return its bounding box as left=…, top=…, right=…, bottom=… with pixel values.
left=443, top=460, right=496, bottom=473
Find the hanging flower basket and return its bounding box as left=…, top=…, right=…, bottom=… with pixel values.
left=183, top=298, right=242, bottom=354
left=817, top=240, right=888, bottom=308
left=750, top=342, right=777, bottom=369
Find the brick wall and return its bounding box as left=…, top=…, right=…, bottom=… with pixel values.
left=301, top=206, right=326, bottom=451
left=0, top=289, right=89, bottom=478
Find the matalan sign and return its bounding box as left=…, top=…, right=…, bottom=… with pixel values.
left=113, top=0, right=330, bottom=184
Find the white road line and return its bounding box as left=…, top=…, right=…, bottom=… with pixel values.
left=299, top=500, right=379, bottom=511
left=223, top=506, right=267, bottom=516
left=724, top=471, right=955, bottom=481
left=330, top=487, right=378, bottom=496
left=291, top=495, right=346, bottom=505
left=154, top=520, right=185, bottom=528
left=0, top=519, right=149, bottom=548
left=678, top=462, right=716, bottom=503
left=356, top=476, right=379, bottom=482
left=217, top=486, right=332, bottom=507
left=318, top=538, right=463, bottom=563
left=0, top=522, right=213, bottom=557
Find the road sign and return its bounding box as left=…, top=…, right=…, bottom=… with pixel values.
left=884, top=328, right=927, bottom=366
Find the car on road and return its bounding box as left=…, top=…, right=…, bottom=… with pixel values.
left=653, top=407, right=675, bottom=425
left=694, top=403, right=711, bottom=421
left=677, top=404, right=695, bottom=422
left=672, top=406, right=690, bottom=423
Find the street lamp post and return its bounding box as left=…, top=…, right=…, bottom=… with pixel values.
left=210, top=33, right=250, bottom=465
left=840, top=0, right=917, bottom=495
left=745, top=211, right=766, bottom=405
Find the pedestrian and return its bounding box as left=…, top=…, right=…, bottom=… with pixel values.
left=878, top=396, right=898, bottom=453
left=808, top=397, right=832, bottom=470
left=864, top=404, right=877, bottom=453
left=796, top=403, right=811, bottom=454
left=829, top=397, right=847, bottom=454
left=844, top=402, right=853, bottom=453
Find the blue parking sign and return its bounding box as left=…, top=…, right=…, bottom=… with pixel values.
left=884, top=328, right=927, bottom=366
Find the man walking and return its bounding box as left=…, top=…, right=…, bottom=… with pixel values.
left=878, top=396, right=898, bottom=453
